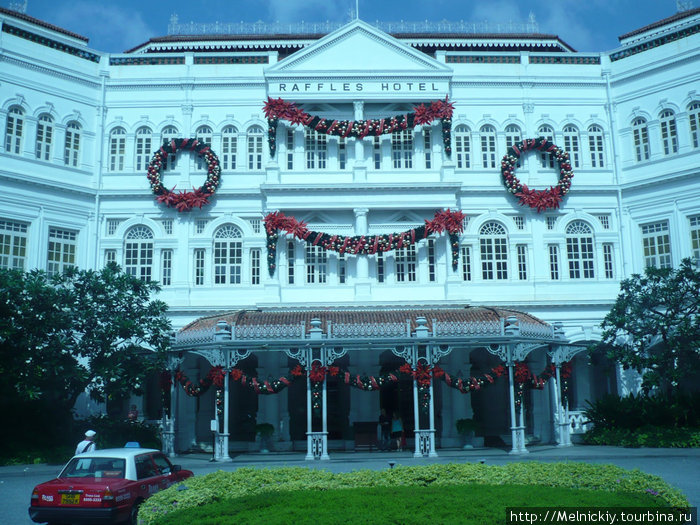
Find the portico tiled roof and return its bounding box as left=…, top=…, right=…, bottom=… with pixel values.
left=180, top=306, right=549, bottom=335
left=618, top=7, right=700, bottom=40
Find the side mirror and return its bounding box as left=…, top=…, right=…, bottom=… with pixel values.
left=172, top=464, right=182, bottom=473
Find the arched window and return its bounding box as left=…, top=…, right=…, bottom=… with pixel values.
left=505, top=124, right=523, bottom=167
left=161, top=126, right=178, bottom=170
left=392, top=128, right=413, bottom=169
left=566, top=221, right=595, bottom=279
left=124, top=225, right=154, bottom=282
left=632, top=117, right=650, bottom=161
left=64, top=121, right=81, bottom=167
left=214, top=224, right=242, bottom=284
left=563, top=125, right=580, bottom=168
left=5, top=106, right=24, bottom=155
left=247, top=125, right=264, bottom=170
left=689, top=102, right=700, bottom=149
left=221, top=125, right=238, bottom=170
left=195, top=126, right=213, bottom=170
left=305, top=128, right=327, bottom=169
left=480, top=125, right=497, bottom=168
left=659, top=109, right=678, bottom=155
left=538, top=125, right=555, bottom=168
left=109, top=127, right=126, bottom=171
left=479, top=221, right=508, bottom=280
left=134, top=126, right=152, bottom=171
left=454, top=125, right=471, bottom=169
left=35, top=114, right=53, bottom=161
left=588, top=125, right=605, bottom=168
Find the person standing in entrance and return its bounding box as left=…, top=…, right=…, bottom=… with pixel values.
left=379, top=408, right=392, bottom=451
left=391, top=412, right=404, bottom=451
left=75, top=430, right=97, bottom=455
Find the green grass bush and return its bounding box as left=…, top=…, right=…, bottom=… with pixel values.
left=139, top=463, right=689, bottom=524
left=583, top=426, right=700, bottom=448
left=152, top=484, right=667, bottom=525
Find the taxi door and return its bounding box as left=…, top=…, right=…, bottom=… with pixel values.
left=134, top=454, right=166, bottom=499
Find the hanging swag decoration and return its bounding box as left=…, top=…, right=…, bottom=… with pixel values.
left=264, top=209, right=466, bottom=276
left=262, top=96, right=454, bottom=158
left=513, top=361, right=573, bottom=412
left=501, top=137, right=574, bottom=212
left=147, top=138, right=221, bottom=212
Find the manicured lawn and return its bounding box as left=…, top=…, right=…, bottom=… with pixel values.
left=152, top=484, right=665, bottom=525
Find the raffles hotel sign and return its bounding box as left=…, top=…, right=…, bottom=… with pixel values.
left=266, top=79, right=451, bottom=99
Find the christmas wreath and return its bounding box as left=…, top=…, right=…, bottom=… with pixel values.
left=263, top=96, right=454, bottom=158
left=147, top=138, right=221, bottom=212
left=501, top=137, right=574, bottom=213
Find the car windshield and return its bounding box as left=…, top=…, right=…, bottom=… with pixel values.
left=60, top=457, right=126, bottom=479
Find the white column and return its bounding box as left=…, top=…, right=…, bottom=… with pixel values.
left=428, top=378, right=438, bottom=457
left=321, top=376, right=330, bottom=460
left=412, top=377, right=420, bottom=457
left=507, top=363, right=520, bottom=455
left=354, top=207, right=369, bottom=279
left=555, top=365, right=572, bottom=447
left=353, top=101, right=365, bottom=164
left=305, top=373, right=314, bottom=460
left=219, top=373, right=232, bottom=461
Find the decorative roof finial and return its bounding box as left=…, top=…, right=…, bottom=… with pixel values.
left=676, top=0, right=694, bottom=11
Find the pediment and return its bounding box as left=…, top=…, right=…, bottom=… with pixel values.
left=266, top=20, right=451, bottom=76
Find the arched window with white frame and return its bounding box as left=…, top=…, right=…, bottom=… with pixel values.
left=565, top=221, right=595, bottom=279
left=588, top=125, right=605, bottom=168
left=563, top=125, right=581, bottom=168
left=134, top=126, right=152, bottom=171
left=505, top=124, right=523, bottom=167
left=124, top=225, right=154, bottom=282
left=195, top=126, right=213, bottom=170
left=5, top=106, right=24, bottom=155
left=64, top=121, right=81, bottom=167
left=247, top=125, right=264, bottom=170
left=632, top=117, right=650, bottom=161
left=221, top=125, right=238, bottom=170
left=659, top=109, right=678, bottom=155
left=213, top=224, right=242, bottom=285
left=538, top=125, right=555, bottom=168
left=479, top=221, right=508, bottom=280
left=454, top=125, right=471, bottom=169
left=35, top=113, right=53, bottom=161
left=392, top=128, right=413, bottom=169
left=161, top=125, right=179, bottom=170
left=688, top=102, right=700, bottom=149
left=480, top=125, right=496, bottom=168
left=108, top=127, right=126, bottom=171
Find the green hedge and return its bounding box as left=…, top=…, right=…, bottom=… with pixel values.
left=139, top=463, right=689, bottom=524
left=583, top=426, right=700, bottom=448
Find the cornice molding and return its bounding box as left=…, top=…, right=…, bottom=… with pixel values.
left=0, top=54, right=101, bottom=89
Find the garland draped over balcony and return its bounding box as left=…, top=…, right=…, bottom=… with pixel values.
left=262, top=96, right=454, bottom=158
left=264, top=209, right=465, bottom=277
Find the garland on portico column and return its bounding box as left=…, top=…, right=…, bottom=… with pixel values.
left=264, top=209, right=465, bottom=277
left=263, top=96, right=454, bottom=158
left=513, top=361, right=572, bottom=412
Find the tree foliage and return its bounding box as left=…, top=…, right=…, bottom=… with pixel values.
left=0, top=263, right=171, bottom=413
left=599, top=258, right=700, bottom=393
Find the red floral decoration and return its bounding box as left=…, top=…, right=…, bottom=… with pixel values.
left=263, top=96, right=453, bottom=158
left=147, top=138, right=221, bottom=212
left=309, top=362, right=327, bottom=383
left=500, top=137, right=574, bottom=212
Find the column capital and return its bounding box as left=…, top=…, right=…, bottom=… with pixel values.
left=353, top=207, right=369, bottom=217
left=353, top=101, right=364, bottom=120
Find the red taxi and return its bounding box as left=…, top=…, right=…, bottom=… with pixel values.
left=28, top=447, right=193, bottom=525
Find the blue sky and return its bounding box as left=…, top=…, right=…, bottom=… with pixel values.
left=6, top=0, right=690, bottom=53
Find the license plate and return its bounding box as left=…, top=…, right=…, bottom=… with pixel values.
left=61, top=493, right=80, bottom=505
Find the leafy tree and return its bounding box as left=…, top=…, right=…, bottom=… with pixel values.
left=0, top=263, right=171, bottom=415
left=598, top=258, right=700, bottom=394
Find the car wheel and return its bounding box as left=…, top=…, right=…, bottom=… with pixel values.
left=127, top=500, right=142, bottom=525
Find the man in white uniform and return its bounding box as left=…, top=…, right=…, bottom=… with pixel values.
left=75, top=430, right=97, bottom=455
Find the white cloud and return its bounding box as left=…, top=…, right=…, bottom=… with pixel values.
left=48, top=2, right=157, bottom=52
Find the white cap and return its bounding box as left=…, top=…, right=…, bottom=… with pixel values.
left=85, top=430, right=97, bottom=438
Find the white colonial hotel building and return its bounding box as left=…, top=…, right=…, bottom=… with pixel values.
left=1, top=6, right=698, bottom=458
